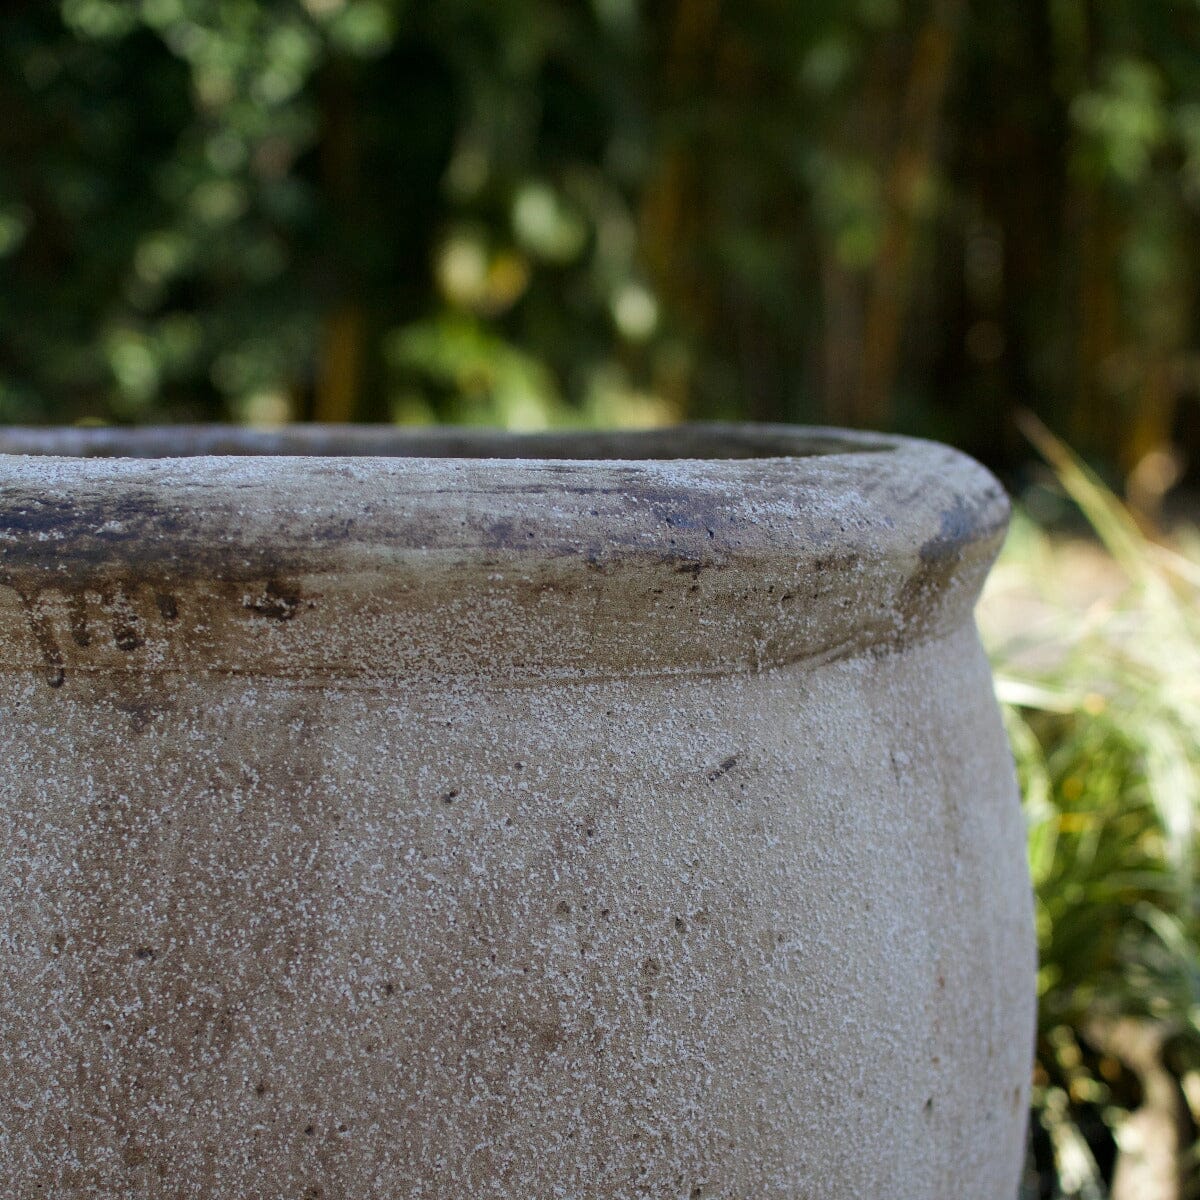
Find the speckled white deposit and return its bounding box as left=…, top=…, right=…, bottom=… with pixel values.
left=0, top=424, right=1035, bottom=1198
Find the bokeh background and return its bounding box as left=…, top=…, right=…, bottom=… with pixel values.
left=3, top=2, right=1200, bottom=1197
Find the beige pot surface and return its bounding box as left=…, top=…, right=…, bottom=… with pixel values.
left=0, top=424, right=1035, bottom=1198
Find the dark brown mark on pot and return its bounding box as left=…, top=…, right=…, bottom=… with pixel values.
left=534, top=1023, right=565, bottom=1054
left=15, top=590, right=64, bottom=687
left=68, top=591, right=91, bottom=647
left=811, top=551, right=861, bottom=575
left=707, top=755, right=738, bottom=782
left=113, top=616, right=145, bottom=652
left=115, top=694, right=172, bottom=734
left=243, top=580, right=302, bottom=622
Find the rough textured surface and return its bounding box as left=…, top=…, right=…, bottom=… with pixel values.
left=0, top=424, right=1035, bottom=1197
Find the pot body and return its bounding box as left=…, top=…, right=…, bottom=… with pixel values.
left=0, top=425, right=1035, bottom=1198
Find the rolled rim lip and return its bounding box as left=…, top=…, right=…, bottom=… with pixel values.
left=0, top=420, right=1009, bottom=590
left=0, top=422, right=1010, bottom=680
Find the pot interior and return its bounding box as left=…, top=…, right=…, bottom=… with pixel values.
left=0, top=423, right=895, bottom=461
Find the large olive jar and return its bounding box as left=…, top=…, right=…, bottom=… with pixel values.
left=0, top=424, right=1035, bottom=1198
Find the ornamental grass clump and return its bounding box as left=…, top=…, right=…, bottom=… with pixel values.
left=982, top=422, right=1200, bottom=1200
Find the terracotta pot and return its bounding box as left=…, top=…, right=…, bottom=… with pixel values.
left=0, top=424, right=1034, bottom=1198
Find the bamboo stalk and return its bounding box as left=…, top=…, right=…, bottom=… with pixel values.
left=856, top=0, right=965, bottom=427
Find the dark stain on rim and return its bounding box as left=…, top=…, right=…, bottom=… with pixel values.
left=0, top=424, right=1010, bottom=683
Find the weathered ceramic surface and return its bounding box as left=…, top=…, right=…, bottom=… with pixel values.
left=0, top=424, right=1035, bottom=1198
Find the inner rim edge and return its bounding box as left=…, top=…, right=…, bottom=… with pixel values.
left=0, top=421, right=898, bottom=461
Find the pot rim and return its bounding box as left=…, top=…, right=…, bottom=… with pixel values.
left=0, top=422, right=1009, bottom=683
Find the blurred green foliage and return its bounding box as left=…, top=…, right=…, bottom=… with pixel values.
left=984, top=426, right=1200, bottom=1198
left=4, top=0, right=1200, bottom=476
